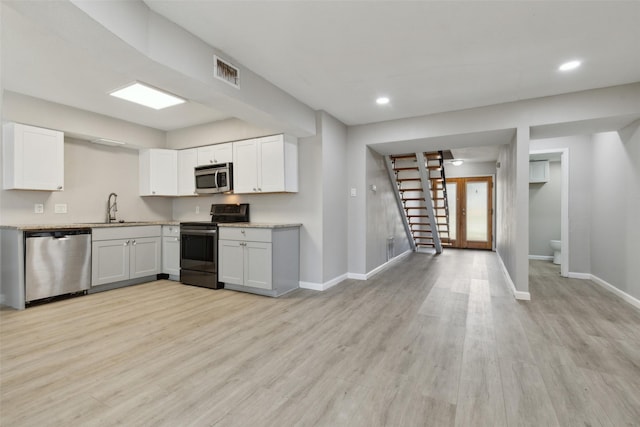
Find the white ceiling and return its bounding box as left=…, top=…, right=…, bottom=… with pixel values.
left=2, top=1, right=640, bottom=158
left=145, top=0, right=640, bottom=125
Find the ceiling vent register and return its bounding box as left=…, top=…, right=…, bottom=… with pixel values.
left=214, top=55, right=240, bottom=88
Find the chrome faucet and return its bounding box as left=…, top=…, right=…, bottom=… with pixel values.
left=107, top=193, right=118, bottom=223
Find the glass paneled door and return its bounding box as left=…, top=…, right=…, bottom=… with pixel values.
left=445, top=176, right=493, bottom=249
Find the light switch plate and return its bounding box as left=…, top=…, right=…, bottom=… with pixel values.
left=350, top=188, right=357, bottom=197
left=195, top=205, right=200, bottom=214
left=34, top=204, right=44, bottom=214
left=54, top=203, right=67, bottom=214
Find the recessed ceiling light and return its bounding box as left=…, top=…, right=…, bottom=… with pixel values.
left=450, top=159, right=464, bottom=166
left=109, top=82, right=186, bottom=110
left=558, top=60, right=581, bottom=72
left=376, top=97, right=390, bottom=105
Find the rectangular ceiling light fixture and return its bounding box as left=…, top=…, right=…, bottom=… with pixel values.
left=109, top=82, right=186, bottom=110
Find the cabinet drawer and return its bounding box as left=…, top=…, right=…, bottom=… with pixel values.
left=162, top=225, right=180, bottom=237
left=93, top=225, right=161, bottom=241
left=219, top=227, right=272, bottom=243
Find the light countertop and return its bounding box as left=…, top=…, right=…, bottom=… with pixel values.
left=218, top=222, right=302, bottom=229
left=0, top=221, right=179, bottom=231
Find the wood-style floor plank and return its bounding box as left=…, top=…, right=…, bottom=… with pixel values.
left=2, top=255, right=640, bottom=426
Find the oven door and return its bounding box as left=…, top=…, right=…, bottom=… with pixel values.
left=180, top=228, right=217, bottom=273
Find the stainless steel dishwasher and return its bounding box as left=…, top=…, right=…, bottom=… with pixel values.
left=24, top=228, right=92, bottom=303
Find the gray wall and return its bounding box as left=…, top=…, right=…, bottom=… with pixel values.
left=321, top=112, right=349, bottom=283
left=496, top=127, right=530, bottom=295
left=530, top=135, right=593, bottom=274
left=170, top=112, right=349, bottom=287
left=166, top=118, right=277, bottom=149
left=365, top=148, right=411, bottom=273
left=529, top=161, right=561, bottom=257
left=443, top=161, right=496, bottom=178
left=3, top=92, right=165, bottom=149
left=0, top=137, right=173, bottom=225
left=591, top=123, right=640, bottom=300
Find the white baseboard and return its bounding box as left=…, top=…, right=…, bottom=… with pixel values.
left=299, top=273, right=348, bottom=291
left=347, top=249, right=413, bottom=281
left=497, top=253, right=531, bottom=301
left=573, top=274, right=640, bottom=311
left=568, top=272, right=591, bottom=280
left=529, top=255, right=553, bottom=261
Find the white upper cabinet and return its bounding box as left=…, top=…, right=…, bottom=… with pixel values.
left=177, top=148, right=198, bottom=196
left=139, top=149, right=178, bottom=196
left=232, top=134, right=298, bottom=194
left=197, top=142, right=232, bottom=166
left=529, top=160, right=550, bottom=183
left=2, top=123, right=64, bottom=191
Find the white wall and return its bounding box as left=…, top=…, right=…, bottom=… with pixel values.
left=0, top=137, right=173, bottom=225
left=591, top=123, right=640, bottom=300
left=365, top=148, right=411, bottom=272
left=530, top=135, right=592, bottom=274
left=529, top=161, right=561, bottom=257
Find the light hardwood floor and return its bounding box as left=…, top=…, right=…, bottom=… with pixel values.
left=1, top=251, right=639, bottom=426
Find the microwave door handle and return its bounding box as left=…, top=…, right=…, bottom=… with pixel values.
left=214, top=170, right=219, bottom=189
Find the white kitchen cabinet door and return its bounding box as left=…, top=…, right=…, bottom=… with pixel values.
left=178, top=148, right=198, bottom=196
left=2, top=123, right=64, bottom=191
left=259, top=137, right=286, bottom=193
left=232, top=135, right=297, bottom=194
left=233, top=139, right=260, bottom=193
left=244, top=241, right=272, bottom=290
left=139, top=149, right=178, bottom=196
left=218, top=239, right=244, bottom=285
left=197, top=142, right=232, bottom=166
left=130, top=237, right=161, bottom=279
left=92, top=240, right=130, bottom=286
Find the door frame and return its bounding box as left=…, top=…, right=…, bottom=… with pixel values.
left=529, top=148, right=569, bottom=277
left=446, top=175, right=495, bottom=250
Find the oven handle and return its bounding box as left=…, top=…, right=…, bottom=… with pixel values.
left=181, top=229, right=217, bottom=236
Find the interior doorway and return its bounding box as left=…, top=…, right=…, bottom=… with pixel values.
left=445, top=176, right=493, bottom=249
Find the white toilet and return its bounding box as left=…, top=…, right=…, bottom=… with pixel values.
left=550, top=240, right=561, bottom=265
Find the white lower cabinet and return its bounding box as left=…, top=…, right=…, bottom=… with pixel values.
left=218, top=225, right=299, bottom=297
left=162, top=225, right=180, bottom=278
left=92, top=226, right=161, bottom=287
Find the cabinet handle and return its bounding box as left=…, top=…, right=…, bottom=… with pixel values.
left=124, top=240, right=130, bottom=246
left=57, top=185, right=62, bottom=190
left=175, top=238, right=180, bottom=242
left=241, top=229, right=245, bottom=234
left=253, top=188, right=257, bottom=192
left=210, top=159, right=214, bottom=163
left=132, top=240, right=137, bottom=246
left=152, top=191, right=156, bottom=195
left=258, top=188, right=262, bottom=192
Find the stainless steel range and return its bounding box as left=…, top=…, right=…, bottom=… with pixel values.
left=180, top=203, right=249, bottom=289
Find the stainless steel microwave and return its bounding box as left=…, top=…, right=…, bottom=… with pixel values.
left=195, top=163, right=233, bottom=194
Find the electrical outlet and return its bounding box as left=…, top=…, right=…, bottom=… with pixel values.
left=34, top=204, right=44, bottom=214
left=54, top=203, right=67, bottom=214
left=195, top=205, right=200, bottom=214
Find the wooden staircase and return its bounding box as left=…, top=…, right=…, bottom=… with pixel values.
left=385, top=151, right=451, bottom=253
